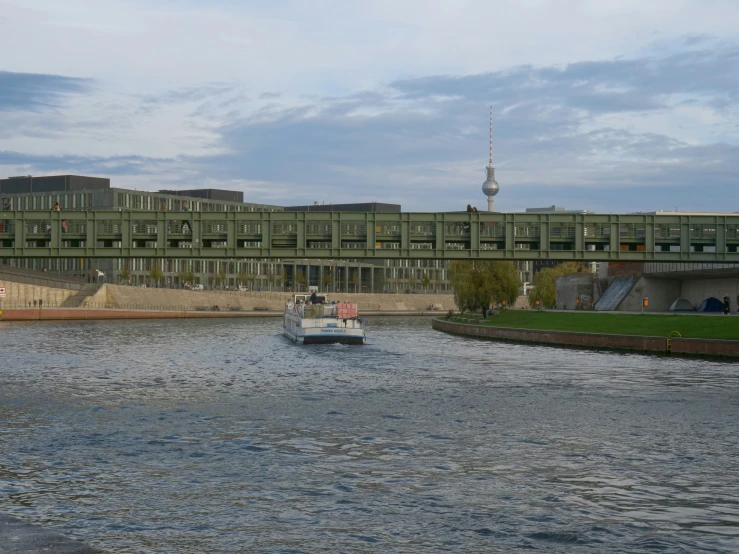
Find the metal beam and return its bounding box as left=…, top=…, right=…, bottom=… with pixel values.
left=0, top=210, right=737, bottom=261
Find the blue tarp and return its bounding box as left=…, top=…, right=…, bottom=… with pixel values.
left=698, top=297, right=724, bottom=312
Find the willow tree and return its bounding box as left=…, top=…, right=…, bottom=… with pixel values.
left=449, top=261, right=520, bottom=313
left=528, top=262, right=589, bottom=309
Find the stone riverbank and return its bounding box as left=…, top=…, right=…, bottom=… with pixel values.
left=432, top=318, right=739, bottom=359
left=0, top=307, right=444, bottom=321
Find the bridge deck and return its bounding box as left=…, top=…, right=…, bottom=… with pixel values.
left=0, top=210, right=737, bottom=261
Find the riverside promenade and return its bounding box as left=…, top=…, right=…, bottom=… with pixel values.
left=0, top=307, right=446, bottom=321
left=433, top=312, right=739, bottom=359
left=0, top=283, right=457, bottom=321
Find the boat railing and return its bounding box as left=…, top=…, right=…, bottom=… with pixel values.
left=284, top=302, right=361, bottom=319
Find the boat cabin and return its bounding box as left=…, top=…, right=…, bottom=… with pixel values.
left=293, top=293, right=328, bottom=304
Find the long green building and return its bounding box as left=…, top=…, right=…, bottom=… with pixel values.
left=0, top=175, right=450, bottom=292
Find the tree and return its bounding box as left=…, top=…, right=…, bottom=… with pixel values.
left=323, top=270, right=333, bottom=292
left=528, top=262, right=589, bottom=309
left=148, top=263, right=163, bottom=288
left=215, top=269, right=226, bottom=290
left=433, top=276, right=442, bottom=293
left=237, top=267, right=249, bottom=289
left=178, top=269, right=195, bottom=288
left=281, top=267, right=289, bottom=291
left=421, top=272, right=431, bottom=293
left=351, top=270, right=361, bottom=293
left=295, top=269, right=307, bottom=291
left=266, top=269, right=275, bottom=291
left=118, top=263, right=131, bottom=284
left=449, top=261, right=520, bottom=314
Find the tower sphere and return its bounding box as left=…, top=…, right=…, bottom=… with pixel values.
left=482, top=166, right=499, bottom=197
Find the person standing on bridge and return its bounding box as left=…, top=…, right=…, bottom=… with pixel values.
left=2, top=198, right=11, bottom=233
left=181, top=202, right=190, bottom=233
left=51, top=202, right=67, bottom=233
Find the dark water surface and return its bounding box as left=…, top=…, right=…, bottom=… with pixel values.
left=1, top=317, right=738, bottom=553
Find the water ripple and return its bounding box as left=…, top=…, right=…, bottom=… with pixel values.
left=0, top=317, right=738, bottom=552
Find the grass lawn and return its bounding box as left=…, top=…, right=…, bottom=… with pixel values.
left=448, top=310, right=739, bottom=340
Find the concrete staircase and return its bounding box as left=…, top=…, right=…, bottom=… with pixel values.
left=61, top=284, right=102, bottom=307
left=594, top=276, right=638, bottom=311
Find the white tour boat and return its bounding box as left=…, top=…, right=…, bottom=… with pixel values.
left=283, top=294, right=366, bottom=345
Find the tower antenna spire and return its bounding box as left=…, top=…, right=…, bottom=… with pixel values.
left=481, top=105, right=499, bottom=211
left=489, top=105, right=493, bottom=167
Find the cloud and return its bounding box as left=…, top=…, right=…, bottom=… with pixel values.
left=172, top=39, right=737, bottom=211
left=0, top=70, right=91, bottom=112
left=2, top=35, right=738, bottom=213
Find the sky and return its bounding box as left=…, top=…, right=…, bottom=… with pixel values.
left=1, top=0, right=738, bottom=212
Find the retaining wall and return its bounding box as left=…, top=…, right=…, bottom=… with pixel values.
left=432, top=318, right=739, bottom=358
left=96, top=285, right=459, bottom=312
left=681, top=278, right=739, bottom=309
left=0, top=308, right=280, bottom=321
left=617, top=276, right=682, bottom=312
left=0, top=280, right=76, bottom=307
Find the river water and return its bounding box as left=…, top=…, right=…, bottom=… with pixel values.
left=1, top=317, right=738, bottom=553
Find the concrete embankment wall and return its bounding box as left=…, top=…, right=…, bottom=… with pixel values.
left=432, top=318, right=739, bottom=358
left=681, top=277, right=739, bottom=309
left=617, top=276, right=682, bottom=312
left=594, top=275, right=739, bottom=313
left=0, top=308, right=285, bottom=321
left=0, top=279, right=76, bottom=307
left=95, top=285, right=458, bottom=312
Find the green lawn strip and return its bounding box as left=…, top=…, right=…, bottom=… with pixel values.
left=448, top=311, right=739, bottom=340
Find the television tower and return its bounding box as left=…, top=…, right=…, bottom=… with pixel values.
left=481, top=105, right=499, bottom=212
